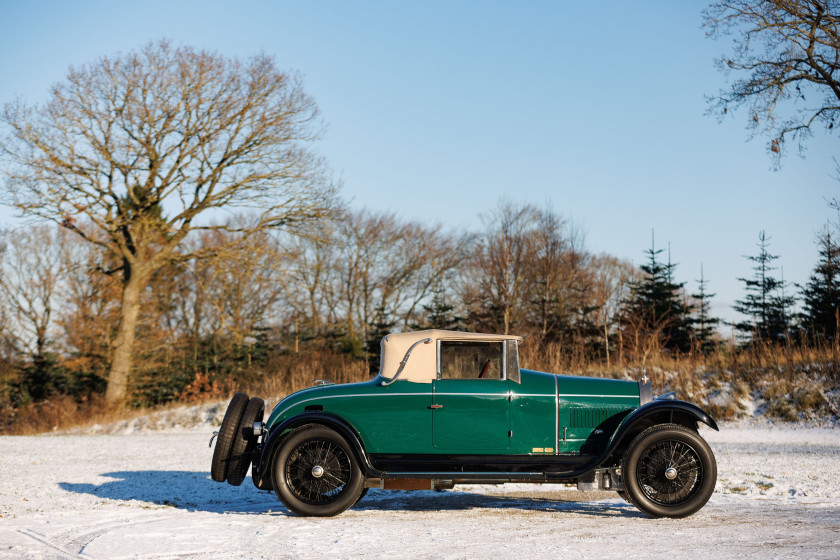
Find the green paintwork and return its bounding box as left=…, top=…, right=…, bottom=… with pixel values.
left=432, top=378, right=510, bottom=450
left=265, top=380, right=433, bottom=454
left=509, top=369, right=556, bottom=454
left=265, top=368, right=641, bottom=456
left=553, top=372, right=640, bottom=454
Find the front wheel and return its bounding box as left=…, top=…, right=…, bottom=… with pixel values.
left=272, top=425, right=364, bottom=517
left=622, top=424, right=716, bottom=518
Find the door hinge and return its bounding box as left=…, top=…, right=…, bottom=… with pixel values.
left=429, top=404, right=443, bottom=409
left=508, top=430, right=512, bottom=437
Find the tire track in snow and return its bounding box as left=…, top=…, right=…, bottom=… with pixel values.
left=17, top=528, right=91, bottom=559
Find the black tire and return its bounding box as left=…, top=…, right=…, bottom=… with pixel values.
left=353, top=487, right=369, bottom=506
left=210, top=392, right=250, bottom=482
left=272, top=424, right=364, bottom=517
left=622, top=424, right=717, bottom=518
left=617, top=489, right=639, bottom=509
left=226, top=397, right=265, bottom=486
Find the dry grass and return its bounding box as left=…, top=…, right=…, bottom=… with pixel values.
left=248, top=351, right=370, bottom=398
left=2, top=395, right=142, bottom=436
left=1, top=350, right=371, bottom=436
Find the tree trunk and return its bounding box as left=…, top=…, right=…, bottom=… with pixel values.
left=604, top=320, right=610, bottom=368
left=105, top=265, right=144, bottom=404
left=618, top=320, right=624, bottom=365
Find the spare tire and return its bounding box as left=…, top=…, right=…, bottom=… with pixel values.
left=210, top=392, right=249, bottom=482
left=226, top=397, right=265, bottom=486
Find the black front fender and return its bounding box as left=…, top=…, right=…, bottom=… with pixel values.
left=598, top=399, right=718, bottom=467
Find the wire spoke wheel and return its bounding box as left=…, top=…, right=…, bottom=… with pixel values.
left=285, top=438, right=352, bottom=505
left=274, top=425, right=364, bottom=517
left=623, top=424, right=717, bottom=518
left=637, top=440, right=702, bottom=506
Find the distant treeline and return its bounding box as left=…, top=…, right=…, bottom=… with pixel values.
left=1, top=199, right=838, bottom=414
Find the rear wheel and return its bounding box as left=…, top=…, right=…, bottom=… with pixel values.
left=354, top=487, right=369, bottom=506
left=210, top=392, right=249, bottom=483
left=272, top=425, right=364, bottom=517
left=622, top=424, right=717, bottom=518
left=226, top=397, right=265, bottom=486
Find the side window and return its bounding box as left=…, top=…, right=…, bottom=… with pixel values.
left=439, top=341, right=504, bottom=380
left=505, top=340, right=521, bottom=383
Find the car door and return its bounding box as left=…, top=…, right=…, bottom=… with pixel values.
left=432, top=340, right=510, bottom=451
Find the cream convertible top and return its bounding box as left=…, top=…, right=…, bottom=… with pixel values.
left=377, top=329, right=523, bottom=384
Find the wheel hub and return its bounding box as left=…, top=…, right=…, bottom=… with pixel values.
left=311, top=465, right=325, bottom=478
left=636, top=439, right=703, bottom=507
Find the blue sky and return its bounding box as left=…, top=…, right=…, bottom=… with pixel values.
left=0, top=0, right=837, bottom=327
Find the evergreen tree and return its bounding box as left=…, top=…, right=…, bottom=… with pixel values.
left=801, top=226, right=840, bottom=341
left=421, top=283, right=463, bottom=331
left=691, top=264, right=720, bottom=353
left=733, top=231, right=795, bottom=343
left=623, top=235, right=694, bottom=352
left=13, top=353, right=68, bottom=403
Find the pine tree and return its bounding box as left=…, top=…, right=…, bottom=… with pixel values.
left=424, top=284, right=463, bottom=331
left=801, top=225, right=840, bottom=341
left=691, top=264, right=720, bottom=353
left=623, top=235, right=694, bottom=353
left=733, top=231, right=795, bottom=343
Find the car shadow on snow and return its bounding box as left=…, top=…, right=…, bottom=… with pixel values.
left=58, top=470, right=644, bottom=518
left=356, top=489, right=646, bottom=518
left=58, top=470, right=282, bottom=515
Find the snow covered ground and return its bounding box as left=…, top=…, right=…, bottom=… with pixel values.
left=1, top=419, right=839, bottom=559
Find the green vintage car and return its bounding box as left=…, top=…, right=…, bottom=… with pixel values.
left=210, top=329, right=718, bottom=518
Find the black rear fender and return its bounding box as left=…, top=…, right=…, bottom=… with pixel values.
left=254, top=412, right=378, bottom=484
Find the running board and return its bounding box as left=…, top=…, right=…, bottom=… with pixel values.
left=377, top=471, right=546, bottom=480
left=368, top=467, right=623, bottom=489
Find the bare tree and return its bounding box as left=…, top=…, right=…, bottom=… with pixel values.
left=704, top=0, right=840, bottom=160
left=277, top=223, right=340, bottom=345
left=527, top=208, right=589, bottom=344
left=375, top=220, right=467, bottom=332
left=331, top=210, right=466, bottom=345
left=197, top=229, right=287, bottom=348
left=0, top=41, right=337, bottom=403
left=0, top=225, right=69, bottom=359
left=589, top=254, right=637, bottom=366
left=464, top=200, right=539, bottom=335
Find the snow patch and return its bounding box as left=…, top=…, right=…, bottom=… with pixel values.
left=1, top=427, right=839, bottom=559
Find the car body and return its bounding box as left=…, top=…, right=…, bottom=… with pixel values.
left=210, top=329, right=718, bottom=518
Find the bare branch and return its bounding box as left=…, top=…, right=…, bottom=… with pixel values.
left=705, top=0, right=840, bottom=163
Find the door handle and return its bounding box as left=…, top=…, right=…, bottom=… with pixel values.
left=429, top=404, right=443, bottom=409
